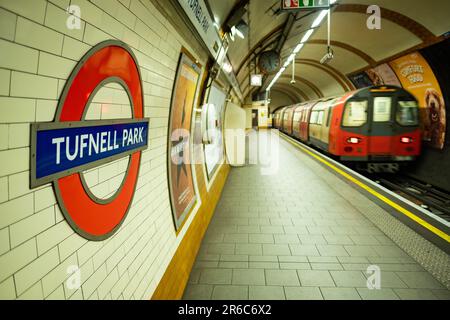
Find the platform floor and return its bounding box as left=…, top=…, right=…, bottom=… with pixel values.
left=184, top=130, right=450, bottom=300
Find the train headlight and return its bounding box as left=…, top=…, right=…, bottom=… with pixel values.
left=347, top=137, right=361, bottom=144
left=401, top=137, right=413, bottom=144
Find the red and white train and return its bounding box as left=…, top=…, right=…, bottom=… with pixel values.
left=273, top=86, right=422, bottom=171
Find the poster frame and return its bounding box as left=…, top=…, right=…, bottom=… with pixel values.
left=202, top=81, right=227, bottom=184
left=167, top=48, right=202, bottom=232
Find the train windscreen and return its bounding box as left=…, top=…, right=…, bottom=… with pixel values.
left=342, top=101, right=368, bottom=127
left=397, top=101, right=419, bottom=126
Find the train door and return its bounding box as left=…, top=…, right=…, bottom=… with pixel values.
left=282, top=110, right=290, bottom=132
left=368, top=96, right=395, bottom=154
left=321, top=105, right=332, bottom=146
left=293, top=110, right=301, bottom=138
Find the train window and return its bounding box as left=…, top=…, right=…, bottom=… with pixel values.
left=397, top=101, right=419, bottom=126
left=342, top=100, right=368, bottom=127
left=310, top=111, right=319, bottom=124
left=373, top=97, right=392, bottom=122
left=293, top=112, right=301, bottom=122
left=317, top=111, right=324, bottom=125
left=326, top=107, right=332, bottom=127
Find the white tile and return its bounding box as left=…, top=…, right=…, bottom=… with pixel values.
left=0, top=39, right=39, bottom=73
left=61, top=36, right=91, bottom=61
left=0, top=238, right=37, bottom=283
left=14, top=247, right=59, bottom=295
left=82, top=264, right=107, bottom=299
left=57, top=79, right=66, bottom=98
left=130, top=0, right=165, bottom=37
left=77, top=241, right=103, bottom=266
left=81, top=169, right=98, bottom=187
left=54, top=204, right=65, bottom=223
left=36, top=99, right=57, bottom=122
left=117, top=4, right=137, bottom=30
left=58, top=233, right=87, bottom=261
left=0, top=277, right=16, bottom=300
left=97, top=268, right=119, bottom=299
left=0, top=193, right=34, bottom=230
left=92, top=239, right=117, bottom=270
left=37, top=220, right=73, bottom=256
left=110, top=272, right=129, bottom=300
left=34, top=187, right=57, bottom=213
left=83, top=23, right=110, bottom=45
left=0, top=0, right=47, bottom=24
left=0, top=125, right=7, bottom=150
left=0, top=148, right=29, bottom=180
left=0, top=8, right=16, bottom=41
left=0, top=227, right=10, bottom=256
left=15, top=17, right=64, bottom=54
left=45, top=285, right=65, bottom=300
left=10, top=71, right=58, bottom=100
left=134, top=20, right=159, bottom=49
left=0, top=69, right=10, bottom=96
left=44, top=2, right=85, bottom=40
left=48, top=0, right=70, bottom=10
left=10, top=206, right=55, bottom=248
left=17, top=281, right=44, bottom=300
left=68, top=288, right=83, bottom=300
left=38, top=52, right=76, bottom=80
left=42, top=253, right=77, bottom=297
left=100, top=11, right=125, bottom=40
left=8, top=171, right=32, bottom=199
left=0, top=97, right=35, bottom=123
left=8, top=123, right=29, bottom=148
left=71, top=0, right=103, bottom=26
left=0, top=177, right=7, bottom=204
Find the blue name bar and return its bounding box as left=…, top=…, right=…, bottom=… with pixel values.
left=31, top=120, right=149, bottom=187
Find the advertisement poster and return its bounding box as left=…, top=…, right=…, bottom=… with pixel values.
left=350, top=64, right=401, bottom=89
left=366, top=63, right=402, bottom=87
left=349, top=72, right=373, bottom=89
left=203, top=83, right=226, bottom=181
left=168, top=51, right=201, bottom=230
left=389, top=52, right=446, bottom=149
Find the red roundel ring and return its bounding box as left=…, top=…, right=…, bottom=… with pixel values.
left=54, top=40, right=144, bottom=241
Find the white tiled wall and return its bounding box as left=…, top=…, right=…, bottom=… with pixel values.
left=0, top=0, right=208, bottom=299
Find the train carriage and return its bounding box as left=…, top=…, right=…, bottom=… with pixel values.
left=282, top=106, right=296, bottom=135
left=273, top=86, right=422, bottom=171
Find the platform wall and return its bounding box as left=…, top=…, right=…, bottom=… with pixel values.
left=0, top=0, right=227, bottom=300
left=409, top=40, right=450, bottom=192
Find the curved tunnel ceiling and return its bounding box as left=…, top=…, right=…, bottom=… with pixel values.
left=207, top=0, right=450, bottom=107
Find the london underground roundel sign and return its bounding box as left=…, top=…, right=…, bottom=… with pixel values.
left=30, top=40, right=149, bottom=241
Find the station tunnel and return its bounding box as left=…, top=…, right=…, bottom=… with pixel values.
left=0, top=0, right=449, bottom=303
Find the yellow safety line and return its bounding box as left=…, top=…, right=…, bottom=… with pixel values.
left=280, top=133, right=450, bottom=243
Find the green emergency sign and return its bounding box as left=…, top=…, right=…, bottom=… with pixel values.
left=281, top=0, right=330, bottom=10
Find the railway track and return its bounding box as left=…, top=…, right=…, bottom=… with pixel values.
left=367, top=173, right=450, bottom=222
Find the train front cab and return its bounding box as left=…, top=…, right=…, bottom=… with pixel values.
left=329, top=86, right=421, bottom=169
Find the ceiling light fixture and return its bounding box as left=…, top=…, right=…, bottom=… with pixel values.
left=311, top=10, right=328, bottom=28
left=223, top=61, right=233, bottom=73
left=300, top=29, right=314, bottom=43
left=293, top=43, right=304, bottom=54
left=266, top=2, right=337, bottom=93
